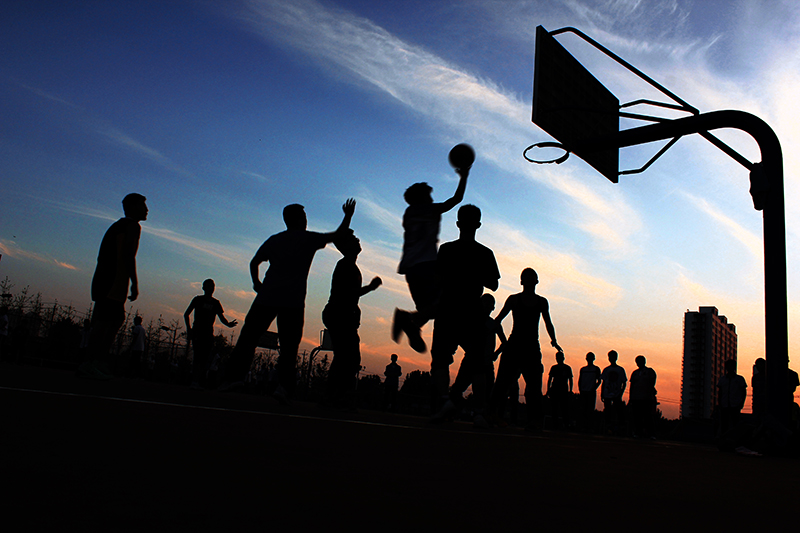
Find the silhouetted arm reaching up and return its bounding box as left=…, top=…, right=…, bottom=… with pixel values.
left=436, top=168, right=469, bottom=214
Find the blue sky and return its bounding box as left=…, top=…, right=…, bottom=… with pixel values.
left=2, top=0, right=799, bottom=417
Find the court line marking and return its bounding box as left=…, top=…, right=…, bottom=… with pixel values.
left=1, top=385, right=695, bottom=447
left=0, top=385, right=520, bottom=438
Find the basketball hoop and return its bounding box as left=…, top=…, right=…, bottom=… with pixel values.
left=523, top=142, right=570, bottom=165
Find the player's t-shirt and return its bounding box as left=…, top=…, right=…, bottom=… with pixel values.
left=601, top=364, right=627, bottom=400
left=324, top=258, right=363, bottom=326
left=578, top=364, right=602, bottom=393
left=131, top=324, right=146, bottom=351
left=253, top=229, right=329, bottom=308
left=548, top=363, right=573, bottom=394
left=505, top=293, right=549, bottom=346
left=629, top=367, right=657, bottom=400
left=397, top=204, right=443, bottom=274
left=718, top=374, right=747, bottom=409
left=91, top=217, right=141, bottom=302
left=384, top=362, right=402, bottom=386
left=189, top=295, right=224, bottom=334
left=436, top=239, right=500, bottom=311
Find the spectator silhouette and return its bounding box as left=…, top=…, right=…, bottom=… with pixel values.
left=547, top=350, right=573, bottom=429
left=429, top=205, right=500, bottom=427
left=717, top=359, right=747, bottom=443
left=751, top=357, right=766, bottom=422
left=321, top=229, right=381, bottom=408
left=0, top=306, right=8, bottom=361
left=78, top=318, right=92, bottom=362
left=490, top=268, right=561, bottom=431
left=127, top=315, right=146, bottom=378
left=392, top=151, right=470, bottom=353
left=578, top=352, right=601, bottom=430
left=787, top=365, right=799, bottom=432
left=78, top=193, right=148, bottom=380
left=629, top=355, right=657, bottom=438
left=219, top=199, right=355, bottom=402
left=184, top=279, right=238, bottom=390
left=383, top=354, right=402, bottom=411
left=600, top=350, right=627, bottom=435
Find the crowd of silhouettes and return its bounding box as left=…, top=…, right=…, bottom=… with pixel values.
left=71, top=148, right=797, bottom=441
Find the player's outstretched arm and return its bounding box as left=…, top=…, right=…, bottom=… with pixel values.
left=437, top=168, right=469, bottom=214
left=219, top=312, right=238, bottom=328
left=359, top=276, right=382, bottom=296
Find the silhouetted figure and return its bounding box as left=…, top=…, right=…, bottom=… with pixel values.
left=629, top=355, right=657, bottom=438
left=0, top=306, right=10, bottom=361
left=207, top=352, right=222, bottom=388
left=717, top=359, right=747, bottom=440
left=480, top=293, right=506, bottom=400
left=600, top=350, right=627, bottom=435
left=429, top=205, right=500, bottom=427
left=127, top=315, right=146, bottom=378
left=78, top=318, right=92, bottom=358
left=184, top=279, right=238, bottom=389
left=578, top=352, right=601, bottom=430
left=446, top=293, right=507, bottom=417
left=383, top=354, right=402, bottom=411
left=787, top=366, right=799, bottom=431
left=751, top=357, right=766, bottom=423
left=392, top=154, right=470, bottom=353
left=322, top=229, right=381, bottom=408
left=220, top=199, right=355, bottom=402
left=78, top=193, right=148, bottom=380
left=547, top=351, right=573, bottom=429
left=490, top=268, right=561, bottom=431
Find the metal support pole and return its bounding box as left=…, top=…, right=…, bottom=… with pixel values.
left=576, top=110, right=789, bottom=425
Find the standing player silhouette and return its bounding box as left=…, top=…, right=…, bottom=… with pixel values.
left=429, top=204, right=499, bottom=426
left=78, top=193, right=148, bottom=380
left=184, top=279, right=238, bottom=389
left=490, top=268, right=561, bottom=430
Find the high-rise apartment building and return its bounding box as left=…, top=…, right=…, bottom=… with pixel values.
left=681, top=306, right=738, bottom=419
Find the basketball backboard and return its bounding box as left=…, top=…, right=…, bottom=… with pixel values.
left=532, top=25, right=620, bottom=182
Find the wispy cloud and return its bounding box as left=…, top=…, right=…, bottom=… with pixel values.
left=240, top=170, right=272, bottom=183
left=18, top=82, right=192, bottom=179
left=96, top=126, right=194, bottom=178
left=228, top=0, right=643, bottom=254
left=354, top=193, right=403, bottom=239
left=0, top=239, right=78, bottom=270
left=681, top=191, right=763, bottom=260
left=50, top=201, right=252, bottom=268
left=482, top=220, right=624, bottom=308
left=19, top=84, right=84, bottom=110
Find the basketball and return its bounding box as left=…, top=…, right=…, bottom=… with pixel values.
left=448, top=143, right=475, bottom=170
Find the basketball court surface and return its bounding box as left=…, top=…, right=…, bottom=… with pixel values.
left=2, top=362, right=796, bottom=530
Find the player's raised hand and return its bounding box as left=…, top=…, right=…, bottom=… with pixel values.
left=343, top=198, right=356, bottom=217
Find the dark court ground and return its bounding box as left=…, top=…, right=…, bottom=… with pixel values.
left=2, top=362, right=797, bottom=531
